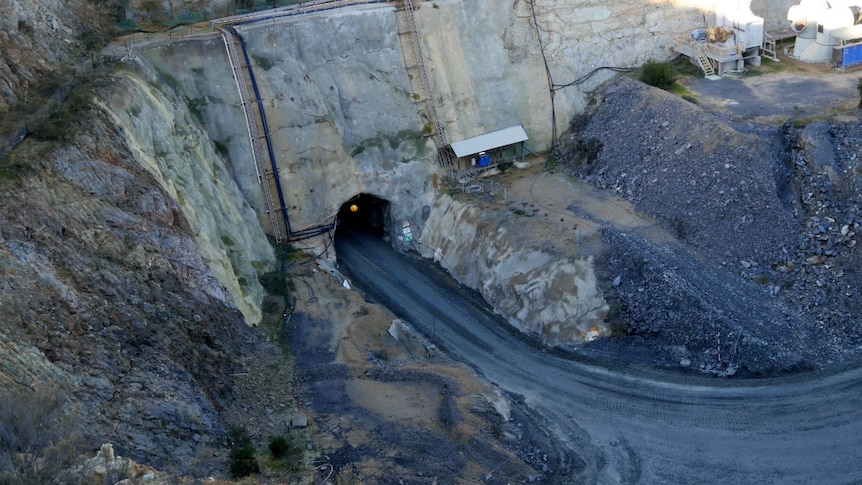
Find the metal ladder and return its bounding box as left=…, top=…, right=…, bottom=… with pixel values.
left=761, top=32, right=779, bottom=62
left=397, top=0, right=454, bottom=172
left=694, top=42, right=715, bottom=77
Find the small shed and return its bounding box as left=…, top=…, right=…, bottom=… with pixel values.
left=446, top=125, right=528, bottom=171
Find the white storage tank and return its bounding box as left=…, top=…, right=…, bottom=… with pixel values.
left=788, top=0, right=862, bottom=62
left=716, top=0, right=764, bottom=50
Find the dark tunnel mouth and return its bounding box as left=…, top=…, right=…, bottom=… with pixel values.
left=336, top=193, right=391, bottom=238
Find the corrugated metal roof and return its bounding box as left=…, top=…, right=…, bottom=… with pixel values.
left=449, top=125, right=528, bottom=158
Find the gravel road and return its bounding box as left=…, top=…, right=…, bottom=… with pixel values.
left=336, top=228, right=862, bottom=484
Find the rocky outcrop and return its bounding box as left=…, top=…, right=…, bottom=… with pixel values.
left=99, top=65, right=275, bottom=325
left=0, top=0, right=102, bottom=114
left=0, top=101, right=262, bottom=471
left=419, top=195, right=608, bottom=344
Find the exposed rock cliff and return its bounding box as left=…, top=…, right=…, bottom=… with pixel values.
left=0, top=94, right=262, bottom=472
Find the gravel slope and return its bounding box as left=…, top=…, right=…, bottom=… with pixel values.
left=560, top=75, right=862, bottom=375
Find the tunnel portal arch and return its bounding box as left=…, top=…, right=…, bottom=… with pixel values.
left=337, top=193, right=391, bottom=238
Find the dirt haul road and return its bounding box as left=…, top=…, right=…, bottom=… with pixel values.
left=336, top=229, right=862, bottom=484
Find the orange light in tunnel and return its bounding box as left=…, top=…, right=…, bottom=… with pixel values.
left=350, top=204, right=359, bottom=213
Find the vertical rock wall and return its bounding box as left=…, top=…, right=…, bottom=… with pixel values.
left=237, top=6, right=439, bottom=234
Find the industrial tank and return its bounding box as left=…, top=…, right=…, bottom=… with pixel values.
left=788, top=0, right=862, bottom=62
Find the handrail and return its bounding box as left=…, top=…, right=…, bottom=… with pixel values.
left=675, top=36, right=742, bottom=61
left=225, top=26, right=293, bottom=238
left=217, top=26, right=285, bottom=243
left=218, top=6, right=364, bottom=241
left=211, top=0, right=388, bottom=29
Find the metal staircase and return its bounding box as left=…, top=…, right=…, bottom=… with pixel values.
left=694, top=43, right=716, bottom=76
left=396, top=0, right=454, bottom=172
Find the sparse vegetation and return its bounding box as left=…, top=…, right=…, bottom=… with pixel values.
left=563, top=114, right=604, bottom=169
left=229, top=444, right=260, bottom=479
left=639, top=59, right=677, bottom=91
left=0, top=384, right=82, bottom=485
left=267, top=434, right=303, bottom=471
left=228, top=426, right=259, bottom=479
left=268, top=435, right=290, bottom=458
left=259, top=270, right=290, bottom=296
left=0, top=165, right=24, bottom=184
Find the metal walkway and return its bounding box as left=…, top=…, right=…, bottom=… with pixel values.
left=217, top=25, right=291, bottom=243
left=217, top=25, right=286, bottom=243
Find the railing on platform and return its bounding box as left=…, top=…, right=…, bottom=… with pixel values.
left=217, top=26, right=286, bottom=244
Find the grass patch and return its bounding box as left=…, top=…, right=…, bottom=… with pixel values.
left=668, top=82, right=694, bottom=98
left=743, top=56, right=802, bottom=77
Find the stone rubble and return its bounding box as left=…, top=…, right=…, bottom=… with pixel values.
left=560, top=76, right=862, bottom=375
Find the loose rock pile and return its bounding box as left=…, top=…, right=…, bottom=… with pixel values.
left=559, top=76, right=862, bottom=375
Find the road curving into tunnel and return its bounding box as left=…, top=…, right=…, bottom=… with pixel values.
left=335, top=228, right=862, bottom=484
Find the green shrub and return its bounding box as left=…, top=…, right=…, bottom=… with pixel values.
left=268, top=436, right=290, bottom=458
left=229, top=445, right=259, bottom=479
left=228, top=425, right=251, bottom=447
left=267, top=435, right=303, bottom=470
left=258, top=271, right=288, bottom=296
left=640, top=59, right=677, bottom=90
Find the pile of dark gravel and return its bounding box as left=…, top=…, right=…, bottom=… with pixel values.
left=557, top=76, right=862, bottom=375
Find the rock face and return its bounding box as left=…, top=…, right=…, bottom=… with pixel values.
left=0, top=103, right=261, bottom=472
left=0, top=0, right=101, bottom=113
left=137, top=0, right=742, bottom=239
left=420, top=195, right=608, bottom=344
left=99, top=65, right=275, bottom=325
left=128, top=0, right=732, bottom=344
left=0, top=0, right=818, bottom=478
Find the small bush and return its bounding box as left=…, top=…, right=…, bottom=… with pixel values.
left=228, top=425, right=251, bottom=448
left=268, top=436, right=290, bottom=459
left=258, top=271, right=288, bottom=296
left=640, top=59, right=677, bottom=90
left=229, top=445, right=259, bottom=479
left=267, top=435, right=303, bottom=471
left=0, top=384, right=82, bottom=485
left=857, top=78, right=862, bottom=108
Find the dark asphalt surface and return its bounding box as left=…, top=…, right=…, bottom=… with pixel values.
left=682, top=68, right=859, bottom=120
left=336, top=228, right=862, bottom=484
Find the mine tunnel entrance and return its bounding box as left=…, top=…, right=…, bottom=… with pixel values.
left=336, top=193, right=391, bottom=238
